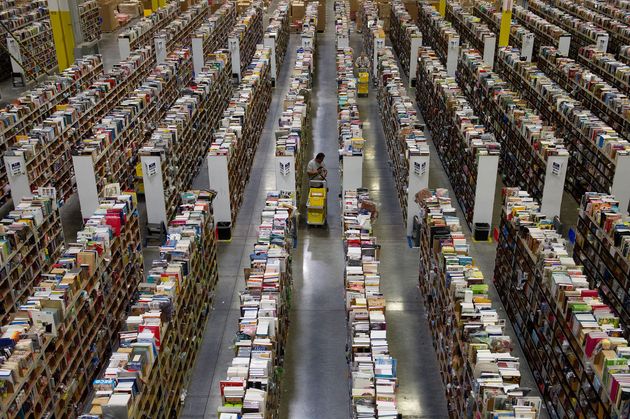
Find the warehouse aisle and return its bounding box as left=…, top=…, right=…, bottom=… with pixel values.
left=181, top=34, right=299, bottom=418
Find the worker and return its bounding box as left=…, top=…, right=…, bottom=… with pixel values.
left=355, top=52, right=369, bottom=71
left=307, top=152, right=328, bottom=187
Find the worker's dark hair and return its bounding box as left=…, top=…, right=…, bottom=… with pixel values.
left=316, top=152, right=325, bottom=160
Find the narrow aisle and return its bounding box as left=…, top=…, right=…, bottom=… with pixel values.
left=279, top=1, right=350, bottom=416
left=349, top=34, right=449, bottom=418
left=181, top=34, right=300, bottom=418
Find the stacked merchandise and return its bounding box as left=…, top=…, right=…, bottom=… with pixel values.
left=415, top=47, right=500, bottom=228
left=74, top=49, right=193, bottom=199
left=457, top=48, right=569, bottom=204
left=359, top=0, right=385, bottom=76
left=336, top=49, right=365, bottom=161
left=0, top=194, right=64, bottom=325
left=265, top=1, right=291, bottom=80
left=417, top=2, right=460, bottom=65
left=574, top=192, right=630, bottom=337
left=578, top=45, right=630, bottom=94
left=572, top=0, right=630, bottom=24
left=418, top=188, right=542, bottom=418
left=118, top=2, right=180, bottom=52
left=139, top=51, right=232, bottom=218
left=494, top=188, right=630, bottom=418
left=229, top=4, right=264, bottom=79
left=78, top=0, right=101, bottom=44
left=389, top=0, right=422, bottom=79
left=217, top=191, right=294, bottom=418
left=335, top=0, right=351, bottom=48
left=193, top=1, right=238, bottom=60
left=275, top=34, right=316, bottom=204
left=344, top=189, right=399, bottom=418
left=494, top=46, right=630, bottom=201
left=155, top=2, right=210, bottom=52
left=538, top=46, right=630, bottom=141
left=527, top=0, right=609, bottom=57
left=472, top=2, right=537, bottom=58
left=375, top=47, right=429, bottom=224
left=208, top=46, right=273, bottom=223
left=508, top=4, right=571, bottom=58
left=620, top=45, right=630, bottom=64
left=0, top=192, right=142, bottom=418
left=6, top=20, right=57, bottom=82
left=550, top=0, right=630, bottom=53
left=445, top=2, right=496, bottom=58
left=80, top=190, right=218, bottom=419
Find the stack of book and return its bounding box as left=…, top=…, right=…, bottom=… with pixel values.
left=417, top=2, right=460, bottom=65
left=359, top=0, right=384, bottom=75
left=80, top=190, right=218, bottom=419
left=208, top=46, right=273, bottom=223
left=574, top=192, right=630, bottom=334
left=506, top=4, right=572, bottom=58
left=0, top=194, right=64, bottom=325
left=265, top=1, right=291, bottom=79
left=418, top=188, right=542, bottom=418
left=473, top=2, right=537, bottom=58
left=229, top=4, right=264, bottom=78
left=494, top=188, right=630, bottom=418
left=579, top=45, right=630, bottom=94
left=620, top=44, right=630, bottom=64
left=118, top=2, right=179, bottom=52
left=446, top=2, right=495, bottom=57
left=156, top=2, right=210, bottom=52
left=193, top=1, right=238, bottom=61
left=495, top=46, right=630, bottom=201
left=0, top=192, right=142, bottom=418
left=334, top=0, right=350, bottom=48
left=139, top=51, right=232, bottom=218
left=415, top=46, right=500, bottom=228
left=538, top=46, right=630, bottom=141
left=456, top=48, right=569, bottom=203
left=78, top=0, right=101, bottom=43
left=336, top=48, right=365, bottom=157
left=343, top=189, right=399, bottom=418
left=6, top=20, right=57, bottom=81
left=574, top=0, right=630, bottom=24
left=217, top=191, right=295, bottom=419
left=527, top=0, right=609, bottom=57
left=376, top=47, right=429, bottom=225
left=389, top=0, right=422, bottom=79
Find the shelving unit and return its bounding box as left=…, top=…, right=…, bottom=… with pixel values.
left=537, top=46, right=630, bottom=143
left=344, top=189, right=400, bottom=418
left=527, top=0, right=609, bottom=58
left=216, top=191, right=294, bottom=419
left=118, top=2, right=179, bottom=60
left=335, top=0, right=350, bottom=49
left=192, top=1, right=237, bottom=74
left=417, top=2, right=460, bottom=76
left=418, top=188, right=542, bottom=419
left=389, top=0, right=422, bottom=84
left=264, top=1, right=290, bottom=83
left=0, top=192, right=143, bottom=419
left=141, top=51, right=232, bottom=225
left=619, top=45, right=630, bottom=65
left=494, top=188, right=630, bottom=419
left=415, top=46, right=500, bottom=234
left=456, top=48, right=569, bottom=218
left=578, top=45, right=630, bottom=95
left=445, top=2, right=496, bottom=68
left=81, top=190, right=218, bottom=419
left=228, top=4, right=264, bottom=82
left=0, top=194, right=64, bottom=326
left=155, top=2, right=210, bottom=57
left=208, top=46, right=273, bottom=226
left=494, top=46, right=630, bottom=207
left=508, top=4, right=571, bottom=58
left=359, top=0, right=385, bottom=78
left=375, top=47, right=429, bottom=236
left=572, top=0, right=630, bottom=26
left=78, top=0, right=101, bottom=44
left=6, top=20, right=57, bottom=82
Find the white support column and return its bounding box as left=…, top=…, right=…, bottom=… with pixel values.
left=373, top=36, right=385, bottom=77
left=141, top=155, right=168, bottom=225
left=119, top=37, right=131, bottom=61
left=558, top=35, right=571, bottom=57
left=4, top=154, right=31, bottom=204
left=472, top=154, right=499, bottom=228
left=446, top=37, right=459, bottom=77
left=207, top=154, right=232, bottom=224
left=342, top=155, right=363, bottom=192
left=612, top=155, right=630, bottom=216
left=483, top=35, right=496, bottom=68
left=596, top=33, right=609, bottom=53
left=409, top=36, right=422, bottom=86
left=192, top=36, right=204, bottom=75
left=229, top=36, right=241, bottom=82
left=155, top=36, right=167, bottom=64
left=521, top=33, right=534, bottom=62
left=275, top=155, right=296, bottom=193
left=72, top=155, right=100, bottom=219
left=407, top=154, right=430, bottom=236
left=264, top=35, right=277, bottom=81
left=540, top=154, right=568, bottom=219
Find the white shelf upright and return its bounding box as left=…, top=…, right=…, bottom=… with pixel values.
left=207, top=153, right=232, bottom=224
left=406, top=153, right=430, bottom=236
left=540, top=154, right=569, bottom=219
left=141, top=154, right=169, bottom=226
left=472, top=153, right=499, bottom=234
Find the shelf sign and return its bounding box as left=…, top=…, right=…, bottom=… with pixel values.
left=10, top=161, right=23, bottom=176
left=414, top=161, right=427, bottom=176
left=279, top=161, right=291, bottom=176
left=145, top=161, right=158, bottom=177
left=551, top=161, right=562, bottom=176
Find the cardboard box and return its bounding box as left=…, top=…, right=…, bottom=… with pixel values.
left=404, top=0, right=418, bottom=22
left=350, top=0, right=359, bottom=14
left=378, top=3, right=390, bottom=18
left=99, top=0, right=120, bottom=32
left=119, top=1, right=142, bottom=18
left=317, top=0, right=325, bottom=31
left=291, top=1, right=305, bottom=20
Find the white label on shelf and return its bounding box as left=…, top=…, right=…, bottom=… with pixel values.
left=521, top=34, right=534, bottom=62
left=9, top=161, right=23, bottom=176
left=551, top=161, right=562, bottom=176
left=145, top=161, right=158, bottom=177
left=279, top=161, right=290, bottom=176
left=596, top=34, right=609, bottom=53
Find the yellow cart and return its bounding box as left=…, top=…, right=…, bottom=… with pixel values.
left=306, top=180, right=327, bottom=226
left=358, top=68, right=369, bottom=97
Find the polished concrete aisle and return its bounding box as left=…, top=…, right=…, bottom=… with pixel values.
left=181, top=34, right=300, bottom=418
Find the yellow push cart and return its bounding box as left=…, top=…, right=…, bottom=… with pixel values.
left=306, top=180, right=327, bottom=226
left=358, top=68, right=369, bottom=97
